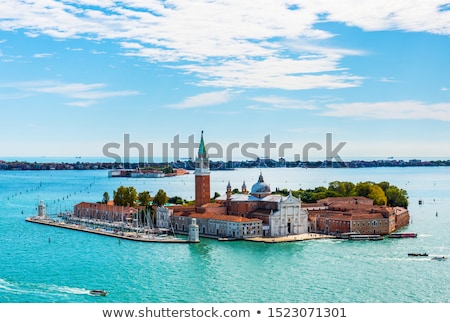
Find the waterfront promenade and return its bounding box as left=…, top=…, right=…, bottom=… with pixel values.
left=25, top=217, right=194, bottom=243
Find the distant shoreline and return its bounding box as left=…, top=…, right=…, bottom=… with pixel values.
left=1, top=158, right=450, bottom=171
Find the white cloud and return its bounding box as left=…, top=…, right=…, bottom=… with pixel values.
left=65, top=47, right=83, bottom=51
left=181, top=58, right=363, bottom=90
left=246, top=105, right=278, bottom=111
left=0, top=92, right=32, bottom=100
left=0, top=1, right=449, bottom=90
left=0, top=80, right=139, bottom=105
left=379, top=77, right=398, bottom=83
left=307, top=0, right=450, bottom=35
left=119, top=42, right=144, bottom=49
left=66, top=100, right=97, bottom=108
left=26, top=82, right=106, bottom=95
left=167, top=90, right=233, bottom=109
left=441, top=87, right=449, bottom=91
left=33, top=53, right=55, bottom=58
left=323, top=100, right=450, bottom=121
left=251, top=95, right=317, bottom=110
left=91, top=50, right=106, bottom=55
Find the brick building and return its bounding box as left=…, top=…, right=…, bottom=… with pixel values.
left=305, top=197, right=409, bottom=236
left=73, top=202, right=144, bottom=222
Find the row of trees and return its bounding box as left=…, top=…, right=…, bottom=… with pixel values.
left=101, top=186, right=169, bottom=208
left=102, top=187, right=221, bottom=208
left=275, top=180, right=409, bottom=208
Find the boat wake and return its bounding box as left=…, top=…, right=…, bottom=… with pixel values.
left=0, top=278, right=16, bottom=292
left=312, top=239, right=343, bottom=244
left=0, top=278, right=92, bottom=299
left=49, top=285, right=92, bottom=295
left=383, top=257, right=429, bottom=262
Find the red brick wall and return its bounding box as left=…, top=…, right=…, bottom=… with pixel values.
left=195, top=174, right=210, bottom=207
left=395, top=211, right=410, bottom=230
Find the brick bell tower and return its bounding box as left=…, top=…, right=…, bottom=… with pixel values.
left=195, top=131, right=210, bottom=207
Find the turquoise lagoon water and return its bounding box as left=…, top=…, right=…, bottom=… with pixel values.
left=0, top=167, right=449, bottom=303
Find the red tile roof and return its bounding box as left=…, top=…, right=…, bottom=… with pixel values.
left=75, top=202, right=144, bottom=213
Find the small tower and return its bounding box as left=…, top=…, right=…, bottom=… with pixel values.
left=188, top=218, right=200, bottom=243
left=195, top=131, right=210, bottom=207
left=226, top=181, right=232, bottom=200
left=242, top=181, right=247, bottom=194
left=38, top=200, right=46, bottom=218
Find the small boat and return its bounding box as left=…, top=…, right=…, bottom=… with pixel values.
left=388, top=232, right=417, bottom=238
left=431, top=256, right=447, bottom=261
left=89, top=289, right=107, bottom=296
left=340, top=232, right=361, bottom=239
left=218, top=237, right=237, bottom=241
left=408, top=253, right=428, bottom=257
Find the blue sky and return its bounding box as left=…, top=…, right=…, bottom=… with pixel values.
left=0, top=0, right=449, bottom=162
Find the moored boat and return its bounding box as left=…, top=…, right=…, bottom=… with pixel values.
left=218, top=237, right=237, bottom=241
left=408, top=253, right=428, bottom=257
left=388, top=232, right=417, bottom=238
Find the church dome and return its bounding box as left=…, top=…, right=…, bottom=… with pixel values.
left=251, top=173, right=271, bottom=195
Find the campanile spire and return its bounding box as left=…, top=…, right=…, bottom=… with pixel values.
left=198, top=130, right=207, bottom=159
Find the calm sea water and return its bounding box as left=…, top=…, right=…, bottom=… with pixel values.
left=0, top=167, right=449, bottom=303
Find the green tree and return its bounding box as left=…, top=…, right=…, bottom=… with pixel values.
left=152, top=189, right=168, bottom=207
left=138, top=191, right=152, bottom=208
left=113, top=185, right=138, bottom=207
left=102, top=191, right=110, bottom=204
left=168, top=195, right=185, bottom=204
left=377, top=181, right=391, bottom=193
left=275, top=188, right=290, bottom=196
left=351, top=182, right=373, bottom=197
left=350, top=182, right=386, bottom=205
left=298, top=189, right=316, bottom=203
left=211, top=192, right=221, bottom=201
left=328, top=181, right=355, bottom=196
left=367, top=185, right=387, bottom=205
left=386, top=186, right=409, bottom=208
left=298, top=181, right=406, bottom=207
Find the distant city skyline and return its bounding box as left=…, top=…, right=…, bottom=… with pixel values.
left=1, top=1, right=449, bottom=159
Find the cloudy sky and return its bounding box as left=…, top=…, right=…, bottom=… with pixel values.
left=0, top=0, right=449, bottom=161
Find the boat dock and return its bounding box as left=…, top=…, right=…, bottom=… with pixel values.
left=26, top=217, right=196, bottom=243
